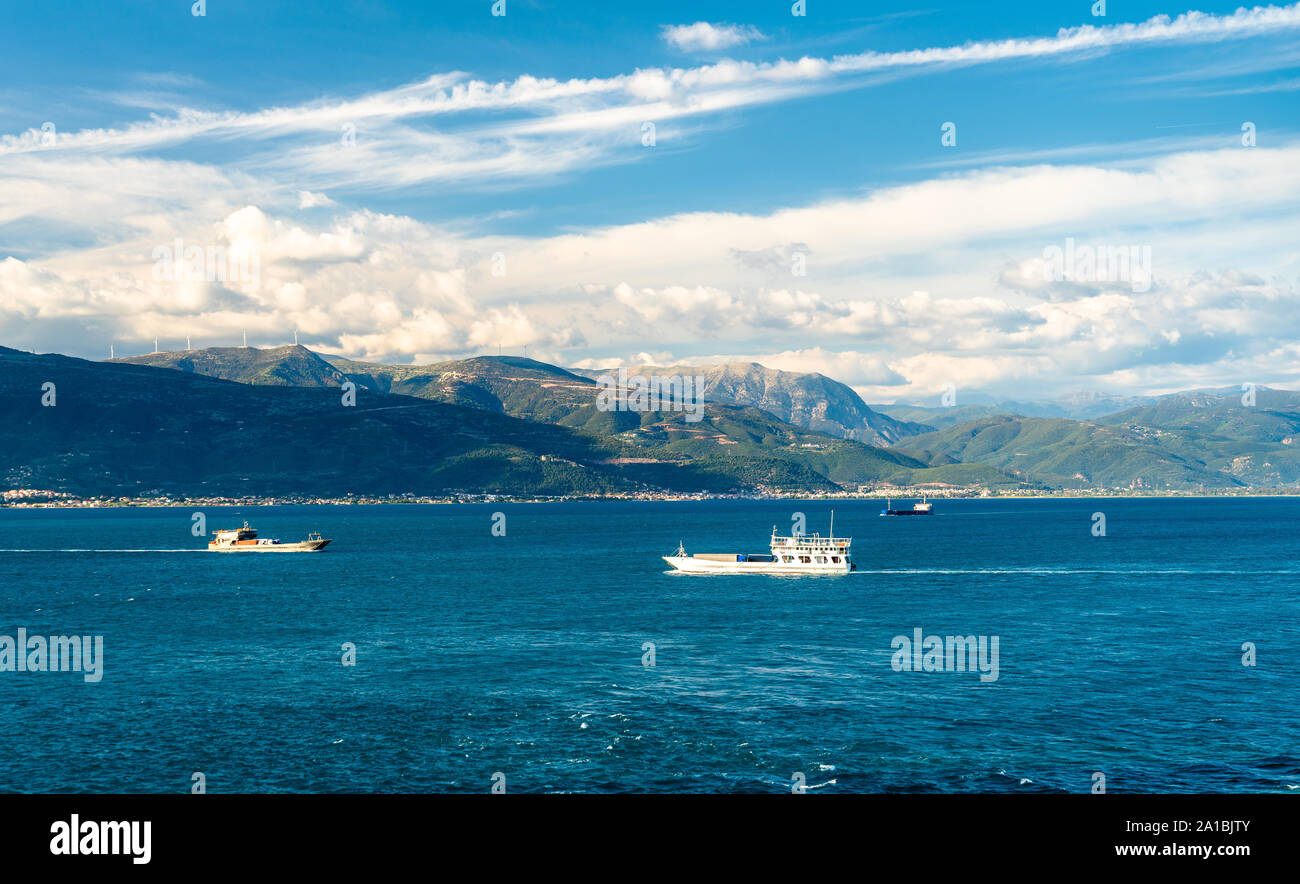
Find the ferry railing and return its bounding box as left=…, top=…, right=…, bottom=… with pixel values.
left=770, top=533, right=852, bottom=546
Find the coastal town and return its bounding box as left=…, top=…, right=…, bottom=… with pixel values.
left=4, top=485, right=1295, bottom=508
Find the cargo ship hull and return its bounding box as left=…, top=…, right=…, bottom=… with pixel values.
left=210, top=538, right=331, bottom=552
left=880, top=499, right=934, bottom=516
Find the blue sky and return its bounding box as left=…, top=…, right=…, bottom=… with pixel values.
left=2, top=1, right=1299, bottom=402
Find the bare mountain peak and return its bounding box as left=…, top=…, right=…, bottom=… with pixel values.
left=571, top=359, right=926, bottom=445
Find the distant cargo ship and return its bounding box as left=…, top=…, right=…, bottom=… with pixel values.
left=880, top=498, right=934, bottom=516
left=209, top=521, right=331, bottom=551
left=664, top=515, right=853, bottom=574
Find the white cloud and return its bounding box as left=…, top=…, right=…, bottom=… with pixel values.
left=661, top=22, right=765, bottom=52
left=3, top=140, right=1300, bottom=390
left=4, top=6, right=1300, bottom=397
left=296, top=190, right=335, bottom=209
left=3, top=4, right=1297, bottom=198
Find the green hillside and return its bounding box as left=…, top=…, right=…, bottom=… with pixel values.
left=78, top=345, right=1300, bottom=494
left=1099, top=388, right=1300, bottom=485
left=326, top=354, right=597, bottom=423
left=5, top=347, right=637, bottom=497
left=6, top=347, right=994, bottom=496
left=115, top=344, right=346, bottom=387
left=872, top=403, right=1020, bottom=430
left=892, top=415, right=1245, bottom=490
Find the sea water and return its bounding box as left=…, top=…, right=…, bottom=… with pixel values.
left=0, top=498, right=1296, bottom=793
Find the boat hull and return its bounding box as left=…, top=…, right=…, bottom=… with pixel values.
left=663, top=555, right=850, bottom=575
left=881, top=510, right=933, bottom=516
left=209, top=539, right=331, bottom=552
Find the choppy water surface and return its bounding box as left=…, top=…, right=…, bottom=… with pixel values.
left=1, top=498, right=1296, bottom=793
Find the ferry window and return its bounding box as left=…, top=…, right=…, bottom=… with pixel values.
left=799, top=556, right=811, bottom=563
left=831, top=556, right=840, bottom=563
left=782, top=556, right=793, bottom=563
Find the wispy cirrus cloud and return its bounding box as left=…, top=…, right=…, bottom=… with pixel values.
left=4, top=4, right=1300, bottom=398
left=3, top=3, right=1298, bottom=198
left=1202, top=75, right=1300, bottom=95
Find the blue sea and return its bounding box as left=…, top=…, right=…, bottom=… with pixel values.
left=1, top=498, right=1297, bottom=794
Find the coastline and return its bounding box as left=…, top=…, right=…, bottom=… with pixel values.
left=4, top=489, right=1299, bottom=509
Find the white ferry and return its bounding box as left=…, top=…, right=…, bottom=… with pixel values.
left=208, top=521, right=331, bottom=552
left=664, top=521, right=853, bottom=575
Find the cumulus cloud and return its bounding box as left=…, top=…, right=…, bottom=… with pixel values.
left=4, top=6, right=1300, bottom=396
left=661, top=22, right=766, bottom=52
left=297, top=190, right=335, bottom=209
left=585, top=268, right=1300, bottom=401
left=3, top=138, right=1300, bottom=393
left=731, top=242, right=810, bottom=275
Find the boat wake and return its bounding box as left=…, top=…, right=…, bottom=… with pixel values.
left=859, top=568, right=1298, bottom=575
left=666, top=566, right=1295, bottom=576
left=0, top=548, right=207, bottom=553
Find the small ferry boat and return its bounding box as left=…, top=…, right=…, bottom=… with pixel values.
left=880, top=497, right=933, bottom=516
left=663, top=517, right=853, bottom=575
left=208, top=522, right=331, bottom=552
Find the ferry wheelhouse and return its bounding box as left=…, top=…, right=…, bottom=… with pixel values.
left=664, top=525, right=853, bottom=575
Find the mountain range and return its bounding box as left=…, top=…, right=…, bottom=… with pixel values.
left=883, top=386, right=1300, bottom=490
left=2, top=345, right=1029, bottom=498
left=3, top=343, right=1295, bottom=497
left=571, top=362, right=930, bottom=445
left=872, top=391, right=1158, bottom=427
